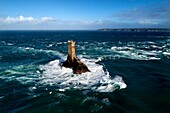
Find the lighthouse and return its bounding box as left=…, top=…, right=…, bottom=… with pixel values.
left=61, top=40, right=90, bottom=74
left=68, top=40, right=76, bottom=62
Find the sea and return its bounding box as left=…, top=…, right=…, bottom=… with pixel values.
left=0, top=30, right=170, bottom=113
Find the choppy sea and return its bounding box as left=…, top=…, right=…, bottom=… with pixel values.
left=0, top=30, right=170, bottom=113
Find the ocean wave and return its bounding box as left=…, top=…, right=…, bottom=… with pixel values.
left=163, top=52, right=170, bottom=56
left=0, top=41, right=14, bottom=46
left=75, top=40, right=170, bottom=61
left=111, top=46, right=161, bottom=60
left=0, top=56, right=126, bottom=93
left=39, top=58, right=127, bottom=92
left=163, top=51, right=170, bottom=58
left=75, top=41, right=168, bottom=61
left=47, top=42, right=67, bottom=47
left=7, top=43, right=14, bottom=46
left=0, top=65, right=40, bottom=83
left=17, top=47, right=65, bottom=59
left=0, top=41, right=6, bottom=45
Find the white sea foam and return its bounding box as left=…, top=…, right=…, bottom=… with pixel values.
left=163, top=52, right=170, bottom=56
left=111, top=46, right=161, bottom=60
left=0, top=96, right=4, bottom=99
left=7, top=43, right=14, bottom=45
left=18, top=47, right=65, bottom=58
left=40, top=58, right=127, bottom=92
left=25, top=47, right=34, bottom=50
left=47, top=44, right=54, bottom=47
left=111, top=46, right=134, bottom=51
left=150, top=45, right=162, bottom=49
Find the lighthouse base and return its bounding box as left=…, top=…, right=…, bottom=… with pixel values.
left=62, top=55, right=90, bottom=74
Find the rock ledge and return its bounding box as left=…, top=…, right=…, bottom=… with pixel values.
left=61, top=40, right=90, bottom=74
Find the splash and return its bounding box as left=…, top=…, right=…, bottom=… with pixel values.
left=40, top=58, right=127, bottom=92
left=0, top=46, right=127, bottom=93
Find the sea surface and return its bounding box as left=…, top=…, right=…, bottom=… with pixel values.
left=0, top=30, right=170, bottom=113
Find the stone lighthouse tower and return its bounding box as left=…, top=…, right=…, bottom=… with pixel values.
left=62, top=40, right=90, bottom=74
left=68, top=40, right=76, bottom=61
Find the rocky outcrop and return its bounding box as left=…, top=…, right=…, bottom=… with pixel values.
left=62, top=56, right=90, bottom=74
left=61, top=40, right=90, bottom=74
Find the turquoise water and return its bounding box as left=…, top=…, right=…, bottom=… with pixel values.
left=0, top=31, right=170, bottom=113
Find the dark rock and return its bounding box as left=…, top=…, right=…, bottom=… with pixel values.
left=72, top=57, right=90, bottom=74
left=61, top=40, right=90, bottom=74
left=62, top=56, right=90, bottom=74
left=62, top=55, right=73, bottom=68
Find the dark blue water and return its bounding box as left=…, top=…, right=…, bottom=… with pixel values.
left=0, top=30, right=170, bottom=113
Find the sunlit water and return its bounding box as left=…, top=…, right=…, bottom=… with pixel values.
left=0, top=31, right=170, bottom=113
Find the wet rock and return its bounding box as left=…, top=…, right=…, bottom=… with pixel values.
left=61, top=40, right=90, bottom=74
left=62, top=56, right=90, bottom=74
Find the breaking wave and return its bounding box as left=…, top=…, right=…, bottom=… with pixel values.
left=0, top=46, right=126, bottom=92
left=40, top=57, right=126, bottom=92
left=0, top=58, right=126, bottom=93
left=2, top=38, right=169, bottom=93
left=110, top=46, right=161, bottom=60
left=75, top=40, right=170, bottom=60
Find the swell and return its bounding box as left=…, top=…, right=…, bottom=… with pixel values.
left=0, top=46, right=127, bottom=93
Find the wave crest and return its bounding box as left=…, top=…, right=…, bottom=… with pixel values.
left=40, top=58, right=127, bottom=92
